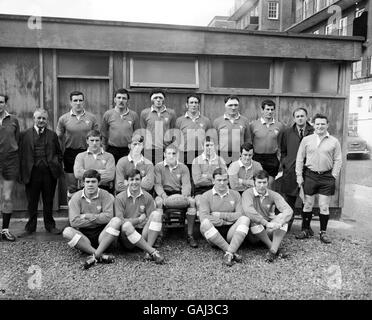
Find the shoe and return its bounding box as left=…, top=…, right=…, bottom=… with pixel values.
left=144, top=250, right=165, bottom=264
left=295, top=229, right=311, bottom=239
left=46, top=227, right=62, bottom=235
left=233, top=253, right=243, bottom=263
left=97, top=254, right=115, bottom=264
left=320, top=231, right=332, bottom=244
left=1, top=229, right=16, bottom=242
left=223, top=252, right=234, bottom=267
left=276, top=249, right=289, bottom=259
left=265, top=250, right=277, bottom=263
left=153, top=236, right=163, bottom=248
left=187, top=235, right=198, bottom=248
left=83, top=255, right=97, bottom=270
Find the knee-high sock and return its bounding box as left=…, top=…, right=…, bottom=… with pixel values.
left=270, top=229, right=286, bottom=253
left=204, top=227, right=229, bottom=252
left=254, top=230, right=272, bottom=249
left=228, top=224, right=248, bottom=253
left=186, top=212, right=196, bottom=236
left=2, top=213, right=11, bottom=229
left=147, top=215, right=162, bottom=247
left=319, top=214, right=329, bottom=232
left=302, top=211, right=313, bottom=229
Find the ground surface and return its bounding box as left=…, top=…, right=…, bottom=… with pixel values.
left=0, top=158, right=371, bottom=300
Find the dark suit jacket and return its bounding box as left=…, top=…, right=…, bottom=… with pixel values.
left=19, top=127, right=63, bottom=184
left=280, top=122, right=314, bottom=196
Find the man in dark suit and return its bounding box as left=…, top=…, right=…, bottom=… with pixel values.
left=19, top=109, right=63, bottom=234
left=280, top=107, right=314, bottom=231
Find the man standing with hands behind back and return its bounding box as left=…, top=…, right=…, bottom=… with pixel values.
left=19, top=109, right=63, bottom=235
left=295, top=113, right=342, bottom=244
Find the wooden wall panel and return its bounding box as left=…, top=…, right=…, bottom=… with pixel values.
left=58, top=79, right=109, bottom=126
left=0, top=48, right=40, bottom=130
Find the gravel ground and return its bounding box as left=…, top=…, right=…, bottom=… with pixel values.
left=1, top=229, right=371, bottom=300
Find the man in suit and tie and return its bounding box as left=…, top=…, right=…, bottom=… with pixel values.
left=280, top=107, right=314, bottom=231
left=19, top=109, right=63, bottom=234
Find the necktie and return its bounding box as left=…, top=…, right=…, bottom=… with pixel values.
left=299, top=128, right=304, bottom=140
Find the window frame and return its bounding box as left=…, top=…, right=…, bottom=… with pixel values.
left=339, top=17, right=347, bottom=36
left=208, top=57, right=273, bottom=93
left=129, top=55, right=199, bottom=88
left=268, top=1, right=279, bottom=20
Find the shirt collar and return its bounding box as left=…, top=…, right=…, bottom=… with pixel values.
left=114, top=107, right=130, bottom=117
left=238, top=159, right=252, bottom=169
left=212, top=187, right=229, bottom=198
left=164, top=160, right=179, bottom=169
left=128, top=153, right=144, bottom=163
left=224, top=113, right=241, bottom=121
left=261, top=117, right=275, bottom=125
left=253, top=187, right=269, bottom=198
left=70, top=109, right=86, bottom=117
left=201, top=152, right=217, bottom=162
left=33, top=126, right=45, bottom=134
left=81, top=189, right=100, bottom=202
left=87, top=148, right=104, bottom=155
left=0, top=110, right=10, bottom=120
left=185, top=112, right=200, bottom=120
left=151, top=106, right=167, bottom=113
left=127, top=187, right=144, bottom=199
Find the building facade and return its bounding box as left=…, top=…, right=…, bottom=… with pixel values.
left=287, top=0, right=372, bottom=148
left=208, top=0, right=295, bottom=31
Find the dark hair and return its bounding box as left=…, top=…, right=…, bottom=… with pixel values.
left=0, top=94, right=9, bottom=103
left=69, top=91, right=84, bottom=101
left=212, top=167, right=228, bottom=179
left=114, top=88, right=130, bottom=99
left=292, top=107, right=308, bottom=117
left=149, top=88, right=166, bottom=98
left=83, top=169, right=101, bottom=183
left=253, top=170, right=270, bottom=181
left=313, top=113, right=329, bottom=124
left=261, top=99, right=275, bottom=110
left=86, top=130, right=101, bottom=140
left=186, top=94, right=201, bottom=103
left=224, top=95, right=240, bottom=104
left=240, top=142, right=253, bottom=153
left=164, top=143, right=178, bottom=153
left=125, top=168, right=141, bottom=180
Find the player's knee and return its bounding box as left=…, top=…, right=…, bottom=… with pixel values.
left=121, top=221, right=135, bottom=234
left=200, top=218, right=213, bottom=234
left=155, top=197, right=163, bottom=208
left=188, top=197, right=196, bottom=208
left=237, top=215, right=250, bottom=226
left=319, top=205, right=329, bottom=215
left=303, top=202, right=313, bottom=211
left=109, top=217, right=122, bottom=229
left=62, top=227, right=75, bottom=240
left=149, top=210, right=162, bottom=222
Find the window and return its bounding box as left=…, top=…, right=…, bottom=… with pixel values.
left=339, top=17, right=348, bottom=36
left=268, top=2, right=279, bottom=19
left=353, top=60, right=362, bottom=79
left=368, top=97, right=372, bottom=113
left=348, top=113, right=358, bottom=134
left=357, top=96, right=363, bottom=109
left=302, top=0, right=309, bottom=19
left=210, top=58, right=271, bottom=89
left=313, top=30, right=320, bottom=35
left=314, top=0, right=319, bottom=12
left=325, top=24, right=334, bottom=35
left=58, top=51, right=109, bottom=77
left=251, top=6, right=259, bottom=17
left=130, top=56, right=199, bottom=88
left=282, top=61, right=339, bottom=94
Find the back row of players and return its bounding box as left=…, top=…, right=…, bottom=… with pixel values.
left=0, top=89, right=341, bottom=268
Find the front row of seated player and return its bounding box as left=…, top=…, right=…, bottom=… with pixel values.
left=63, top=166, right=292, bottom=269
